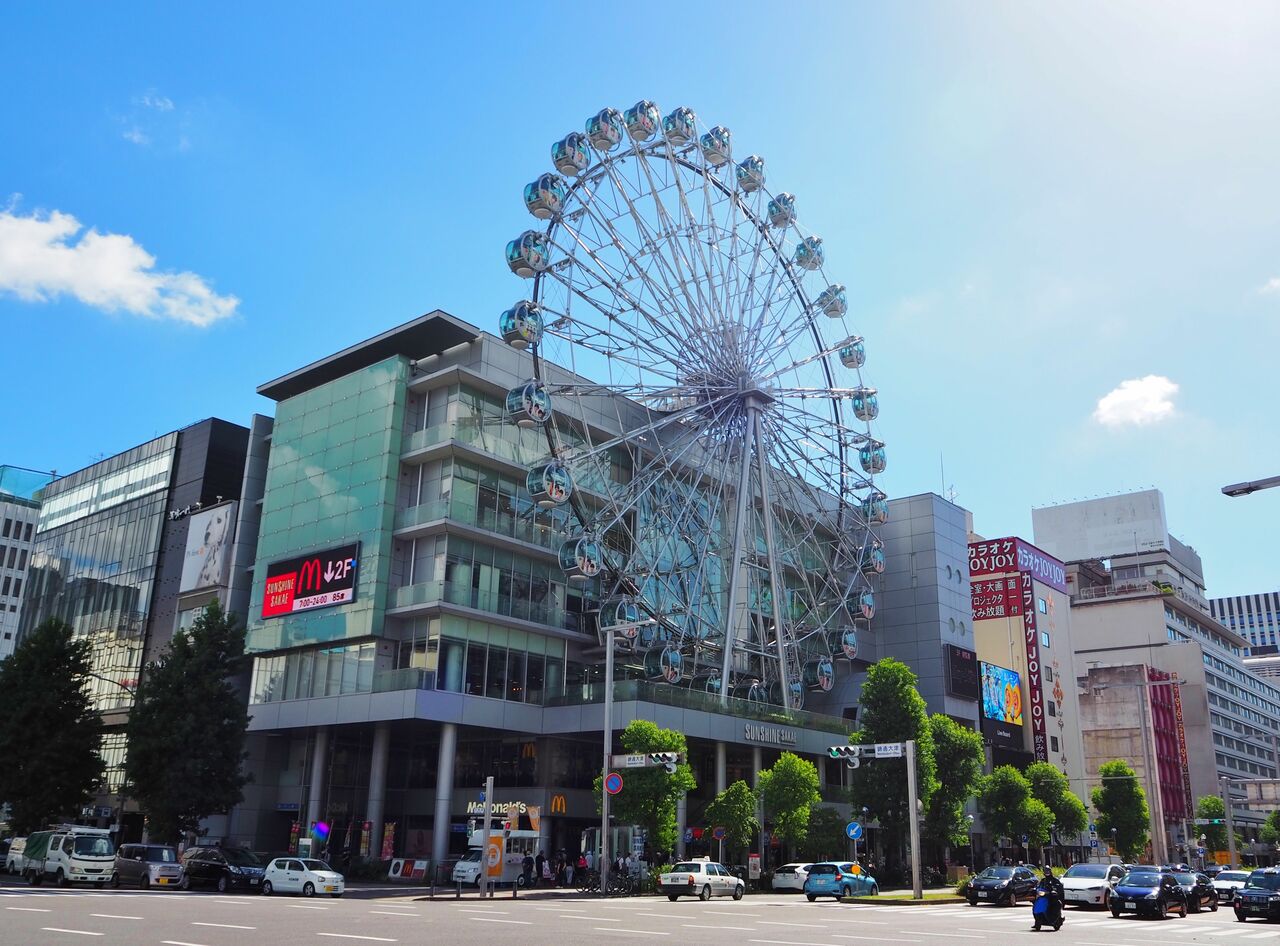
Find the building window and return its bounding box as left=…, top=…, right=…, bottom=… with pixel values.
left=1041, top=631, right=1050, bottom=648
left=1038, top=598, right=1047, bottom=614
left=1048, top=700, right=1057, bottom=717
left=1045, top=666, right=1054, bottom=683
left=1050, top=736, right=1059, bottom=753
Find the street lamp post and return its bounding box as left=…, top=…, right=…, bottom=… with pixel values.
left=1222, top=475, right=1280, bottom=498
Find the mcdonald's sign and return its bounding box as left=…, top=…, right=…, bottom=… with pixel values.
left=262, top=542, right=361, bottom=618
left=550, top=794, right=567, bottom=815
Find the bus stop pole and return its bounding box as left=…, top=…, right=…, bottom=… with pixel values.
left=480, top=775, right=494, bottom=898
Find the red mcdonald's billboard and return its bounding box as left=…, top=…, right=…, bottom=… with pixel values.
left=261, top=542, right=360, bottom=618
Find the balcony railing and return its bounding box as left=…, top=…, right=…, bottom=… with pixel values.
left=391, top=579, right=578, bottom=632
left=545, top=679, right=850, bottom=735
left=394, top=499, right=567, bottom=554
left=373, top=667, right=436, bottom=693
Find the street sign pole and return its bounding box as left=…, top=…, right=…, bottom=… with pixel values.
left=907, top=739, right=922, bottom=900
left=1222, top=776, right=1238, bottom=867
left=479, top=775, right=494, bottom=899
left=600, top=626, right=615, bottom=897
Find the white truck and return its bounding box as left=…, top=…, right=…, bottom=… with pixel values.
left=22, top=825, right=115, bottom=887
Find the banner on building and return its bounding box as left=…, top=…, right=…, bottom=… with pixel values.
left=969, top=537, right=1068, bottom=594
left=289, top=821, right=300, bottom=856
left=1019, top=572, right=1049, bottom=761
left=980, top=662, right=1024, bottom=747
left=180, top=503, right=238, bottom=592
left=381, top=821, right=397, bottom=861
left=360, top=821, right=372, bottom=859
left=970, top=577, right=1022, bottom=620
left=262, top=542, right=360, bottom=618
left=1172, top=682, right=1194, bottom=820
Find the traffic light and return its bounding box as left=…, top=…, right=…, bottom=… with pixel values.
left=827, top=745, right=862, bottom=768
left=502, top=820, right=512, bottom=837
left=649, top=752, right=679, bottom=773
left=1208, top=819, right=1225, bottom=825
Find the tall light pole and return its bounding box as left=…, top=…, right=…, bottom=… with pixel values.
left=1222, top=475, right=1280, bottom=497
left=599, top=625, right=615, bottom=896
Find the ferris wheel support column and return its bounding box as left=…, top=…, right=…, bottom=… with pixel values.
left=718, top=409, right=758, bottom=705
left=753, top=405, right=793, bottom=712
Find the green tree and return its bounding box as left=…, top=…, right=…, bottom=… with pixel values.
left=1260, top=810, right=1280, bottom=846
left=757, top=751, right=821, bottom=852
left=593, top=720, right=696, bottom=855
left=0, top=619, right=104, bottom=833
left=847, top=659, right=938, bottom=864
left=705, top=780, right=759, bottom=861
left=1195, top=795, right=1228, bottom=852
left=923, top=714, right=985, bottom=849
left=1026, top=762, right=1089, bottom=839
left=124, top=601, right=251, bottom=843
left=798, top=806, right=851, bottom=862
left=977, top=765, right=1054, bottom=848
left=1091, top=759, right=1149, bottom=861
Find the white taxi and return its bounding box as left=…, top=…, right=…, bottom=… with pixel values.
left=660, top=859, right=745, bottom=901
left=262, top=857, right=345, bottom=897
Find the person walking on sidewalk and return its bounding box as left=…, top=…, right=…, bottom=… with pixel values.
left=521, top=852, right=534, bottom=889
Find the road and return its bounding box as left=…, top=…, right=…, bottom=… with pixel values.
left=2, top=883, right=1277, bottom=946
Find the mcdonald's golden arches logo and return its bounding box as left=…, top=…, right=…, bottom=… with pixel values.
left=550, top=794, right=567, bottom=814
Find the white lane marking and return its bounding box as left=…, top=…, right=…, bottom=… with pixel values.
left=290, top=905, right=329, bottom=910
left=39, top=930, right=103, bottom=937
left=538, top=906, right=585, bottom=911
left=684, top=924, right=758, bottom=931
left=7, top=907, right=52, bottom=912
left=162, top=941, right=212, bottom=946
left=90, top=913, right=144, bottom=919
left=192, top=922, right=257, bottom=929
left=316, top=936, right=399, bottom=943
left=902, top=934, right=984, bottom=940
left=709, top=910, right=761, bottom=916
left=749, top=940, right=839, bottom=946
left=635, top=912, right=676, bottom=918
left=1241, top=934, right=1280, bottom=940
left=458, top=908, right=508, bottom=913
left=833, top=937, right=920, bottom=943
left=368, top=910, right=419, bottom=915
left=595, top=930, right=669, bottom=936
left=565, top=914, right=618, bottom=920
left=469, top=917, right=532, bottom=925
left=759, top=921, right=828, bottom=928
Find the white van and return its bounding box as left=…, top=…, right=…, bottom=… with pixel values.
left=24, top=826, right=115, bottom=887
left=4, top=837, right=26, bottom=874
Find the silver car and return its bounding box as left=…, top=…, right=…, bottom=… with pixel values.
left=112, top=844, right=184, bottom=889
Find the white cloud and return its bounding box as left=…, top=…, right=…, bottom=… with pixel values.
left=122, top=127, right=150, bottom=146
left=139, top=91, right=174, bottom=112
left=1093, top=375, right=1179, bottom=428
left=0, top=209, right=238, bottom=327
left=1259, top=277, right=1280, bottom=295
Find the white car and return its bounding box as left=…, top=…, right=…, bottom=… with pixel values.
left=772, top=863, right=812, bottom=892
left=1060, top=862, right=1125, bottom=907
left=262, top=857, right=345, bottom=898
left=660, top=860, right=744, bottom=901
left=1212, top=870, right=1250, bottom=903
left=452, top=849, right=483, bottom=886
left=4, top=838, right=26, bottom=875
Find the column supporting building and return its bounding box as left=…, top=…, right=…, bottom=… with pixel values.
left=432, top=723, right=458, bottom=869
left=306, top=727, right=330, bottom=830
left=715, top=741, right=727, bottom=795
left=676, top=794, right=688, bottom=859
left=366, top=721, right=391, bottom=858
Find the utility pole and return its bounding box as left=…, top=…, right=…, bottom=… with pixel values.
left=479, top=775, right=494, bottom=899
left=599, top=625, right=615, bottom=896
left=906, top=739, right=922, bottom=900
left=1222, top=777, right=1238, bottom=867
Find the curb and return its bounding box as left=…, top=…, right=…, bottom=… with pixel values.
left=840, top=896, right=965, bottom=905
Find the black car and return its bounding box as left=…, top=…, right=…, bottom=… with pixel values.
left=967, top=866, right=1039, bottom=907
left=1109, top=869, right=1188, bottom=919
left=180, top=847, right=265, bottom=892
left=1172, top=871, right=1218, bottom=913
left=1234, top=867, right=1280, bottom=922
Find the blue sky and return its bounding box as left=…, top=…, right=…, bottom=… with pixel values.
left=2, top=2, right=1277, bottom=596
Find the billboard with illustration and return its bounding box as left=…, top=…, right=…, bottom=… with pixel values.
left=980, top=661, right=1024, bottom=749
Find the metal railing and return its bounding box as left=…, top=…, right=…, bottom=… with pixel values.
left=390, top=579, right=577, bottom=631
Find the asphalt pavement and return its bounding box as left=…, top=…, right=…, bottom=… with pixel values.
left=2, top=880, right=1278, bottom=946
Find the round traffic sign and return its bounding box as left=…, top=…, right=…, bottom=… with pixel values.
left=712, top=826, right=726, bottom=841
left=846, top=821, right=863, bottom=841
left=605, top=772, right=624, bottom=795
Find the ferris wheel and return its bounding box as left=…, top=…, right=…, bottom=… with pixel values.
left=499, top=101, right=887, bottom=711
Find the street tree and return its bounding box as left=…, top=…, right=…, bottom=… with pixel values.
left=798, top=806, right=850, bottom=862
left=1195, top=795, right=1228, bottom=852
left=0, top=619, right=104, bottom=833
left=705, top=780, right=759, bottom=861
left=1026, top=762, right=1089, bottom=840
left=923, top=714, right=985, bottom=853
left=977, top=765, right=1054, bottom=850
left=124, top=601, right=251, bottom=843
left=593, top=720, right=696, bottom=856
left=847, top=658, right=938, bottom=863
left=1091, top=759, right=1149, bottom=861
left=757, top=751, right=821, bottom=853
left=1260, top=809, right=1280, bottom=846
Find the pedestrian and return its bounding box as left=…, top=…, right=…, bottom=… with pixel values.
left=584, top=848, right=594, bottom=871
left=565, top=855, right=575, bottom=886
left=522, top=852, right=535, bottom=889
left=535, top=850, right=546, bottom=888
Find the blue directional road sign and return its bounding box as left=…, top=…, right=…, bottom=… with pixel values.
left=846, top=821, right=864, bottom=841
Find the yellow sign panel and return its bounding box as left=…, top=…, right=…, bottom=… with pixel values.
left=1214, top=850, right=1231, bottom=865
left=550, top=794, right=567, bottom=814
left=486, top=840, right=503, bottom=877
left=850, top=864, right=862, bottom=875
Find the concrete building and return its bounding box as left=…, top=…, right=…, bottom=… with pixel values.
left=968, top=536, right=1087, bottom=789
left=0, top=466, right=52, bottom=660
left=1211, top=591, right=1280, bottom=656
left=233, top=311, right=874, bottom=867
left=1033, top=491, right=1280, bottom=844
left=17, top=419, right=255, bottom=840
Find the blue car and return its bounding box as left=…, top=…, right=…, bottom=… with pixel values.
left=803, top=862, right=879, bottom=901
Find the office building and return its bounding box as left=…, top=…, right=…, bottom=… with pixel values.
left=17, top=419, right=255, bottom=839
left=1211, top=591, right=1280, bottom=656
left=0, top=466, right=53, bottom=660
left=1033, top=491, right=1280, bottom=850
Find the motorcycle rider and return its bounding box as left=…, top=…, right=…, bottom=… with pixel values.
left=1033, top=866, right=1065, bottom=931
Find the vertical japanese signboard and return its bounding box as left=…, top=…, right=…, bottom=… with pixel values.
left=1019, top=572, right=1049, bottom=761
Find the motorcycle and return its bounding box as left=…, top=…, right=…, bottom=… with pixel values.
left=1032, top=878, right=1064, bottom=932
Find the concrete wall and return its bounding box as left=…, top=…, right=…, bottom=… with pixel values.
left=1032, top=490, right=1168, bottom=564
